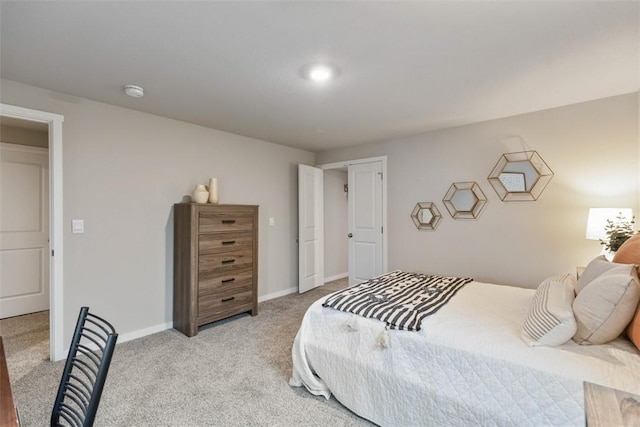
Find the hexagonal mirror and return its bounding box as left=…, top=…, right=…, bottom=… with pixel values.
left=411, top=202, right=442, bottom=230
left=487, top=151, right=553, bottom=201
left=443, top=182, right=487, bottom=220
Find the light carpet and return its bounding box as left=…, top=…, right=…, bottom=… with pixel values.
left=1, top=280, right=375, bottom=426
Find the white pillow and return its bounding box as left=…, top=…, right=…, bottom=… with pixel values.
left=521, top=274, right=577, bottom=346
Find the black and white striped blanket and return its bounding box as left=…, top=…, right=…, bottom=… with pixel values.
left=323, top=270, right=473, bottom=331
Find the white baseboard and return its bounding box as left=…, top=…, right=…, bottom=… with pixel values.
left=55, top=322, right=173, bottom=359
left=324, top=272, right=348, bottom=283
left=117, top=322, right=173, bottom=344
left=257, top=276, right=347, bottom=302
left=258, top=286, right=298, bottom=302
left=110, top=281, right=331, bottom=346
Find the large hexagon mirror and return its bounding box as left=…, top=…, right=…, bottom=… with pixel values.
left=443, top=182, right=487, bottom=220
left=487, top=151, right=553, bottom=201
left=411, top=202, right=442, bottom=231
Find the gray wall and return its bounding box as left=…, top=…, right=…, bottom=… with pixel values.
left=0, top=123, right=48, bottom=147
left=317, top=93, right=640, bottom=288
left=323, top=169, right=348, bottom=280
left=0, top=79, right=314, bottom=344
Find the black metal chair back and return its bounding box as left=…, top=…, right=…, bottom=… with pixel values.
left=51, top=307, right=118, bottom=427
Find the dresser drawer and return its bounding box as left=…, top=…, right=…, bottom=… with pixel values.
left=197, top=284, right=253, bottom=325
left=199, top=249, right=252, bottom=274
left=199, top=268, right=253, bottom=295
left=199, top=212, right=254, bottom=233
left=199, top=231, right=253, bottom=255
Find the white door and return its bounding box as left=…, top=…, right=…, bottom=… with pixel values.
left=348, top=161, right=383, bottom=285
left=298, top=164, right=324, bottom=293
left=0, top=143, right=50, bottom=318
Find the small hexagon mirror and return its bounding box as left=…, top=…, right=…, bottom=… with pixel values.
left=411, top=202, right=442, bottom=231
left=487, top=151, right=553, bottom=201
left=443, top=182, right=487, bottom=220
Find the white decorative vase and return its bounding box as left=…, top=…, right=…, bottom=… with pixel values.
left=192, top=184, right=209, bottom=204
left=207, top=178, right=219, bottom=204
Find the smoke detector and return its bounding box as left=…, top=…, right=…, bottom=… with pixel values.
left=124, top=85, right=144, bottom=98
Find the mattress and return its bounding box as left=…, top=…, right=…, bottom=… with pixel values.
left=290, top=281, right=640, bottom=426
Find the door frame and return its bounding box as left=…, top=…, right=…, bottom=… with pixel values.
left=317, top=156, right=388, bottom=279
left=0, top=103, right=64, bottom=361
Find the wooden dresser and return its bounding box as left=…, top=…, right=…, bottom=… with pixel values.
left=173, top=203, right=258, bottom=337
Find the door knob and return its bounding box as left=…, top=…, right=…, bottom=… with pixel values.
left=348, top=233, right=353, bottom=238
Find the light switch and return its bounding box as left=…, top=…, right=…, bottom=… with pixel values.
left=72, top=219, right=84, bottom=234
left=269, top=217, right=275, bottom=226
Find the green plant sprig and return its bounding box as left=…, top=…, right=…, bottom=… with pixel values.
left=599, top=213, right=636, bottom=253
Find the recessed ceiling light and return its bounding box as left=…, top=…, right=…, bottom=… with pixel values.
left=124, top=84, right=144, bottom=98
left=304, top=64, right=339, bottom=83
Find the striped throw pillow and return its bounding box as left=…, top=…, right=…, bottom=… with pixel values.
left=522, top=274, right=577, bottom=346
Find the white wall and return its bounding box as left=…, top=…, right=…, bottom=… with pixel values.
left=317, top=93, right=640, bottom=288
left=323, top=169, right=348, bottom=280
left=0, top=79, right=314, bottom=345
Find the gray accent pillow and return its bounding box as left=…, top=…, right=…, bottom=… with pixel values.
left=576, top=256, right=635, bottom=294
left=572, top=267, right=640, bottom=345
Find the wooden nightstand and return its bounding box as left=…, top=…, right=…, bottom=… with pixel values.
left=584, top=382, right=640, bottom=426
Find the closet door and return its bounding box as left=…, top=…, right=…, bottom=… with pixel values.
left=0, top=143, right=50, bottom=318
left=348, top=161, right=383, bottom=285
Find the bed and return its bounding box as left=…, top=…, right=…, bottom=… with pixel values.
left=290, top=270, right=640, bottom=426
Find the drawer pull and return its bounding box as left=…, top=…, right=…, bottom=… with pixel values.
left=221, top=240, right=236, bottom=245
left=221, top=278, right=235, bottom=283
left=221, top=220, right=236, bottom=224
left=222, top=296, right=235, bottom=303
left=221, top=258, right=236, bottom=265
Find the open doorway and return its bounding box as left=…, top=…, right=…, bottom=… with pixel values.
left=0, top=103, right=64, bottom=362
left=0, top=117, right=50, bottom=377
left=320, top=157, right=386, bottom=287
left=0, top=117, right=50, bottom=370
left=298, top=156, right=387, bottom=293
left=0, top=117, right=50, bottom=317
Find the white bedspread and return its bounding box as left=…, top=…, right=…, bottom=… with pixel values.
left=290, top=281, right=640, bottom=426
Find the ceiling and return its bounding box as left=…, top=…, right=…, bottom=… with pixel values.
left=1, top=1, right=638, bottom=152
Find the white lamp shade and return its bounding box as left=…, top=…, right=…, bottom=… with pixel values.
left=585, top=208, right=633, bottom=240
